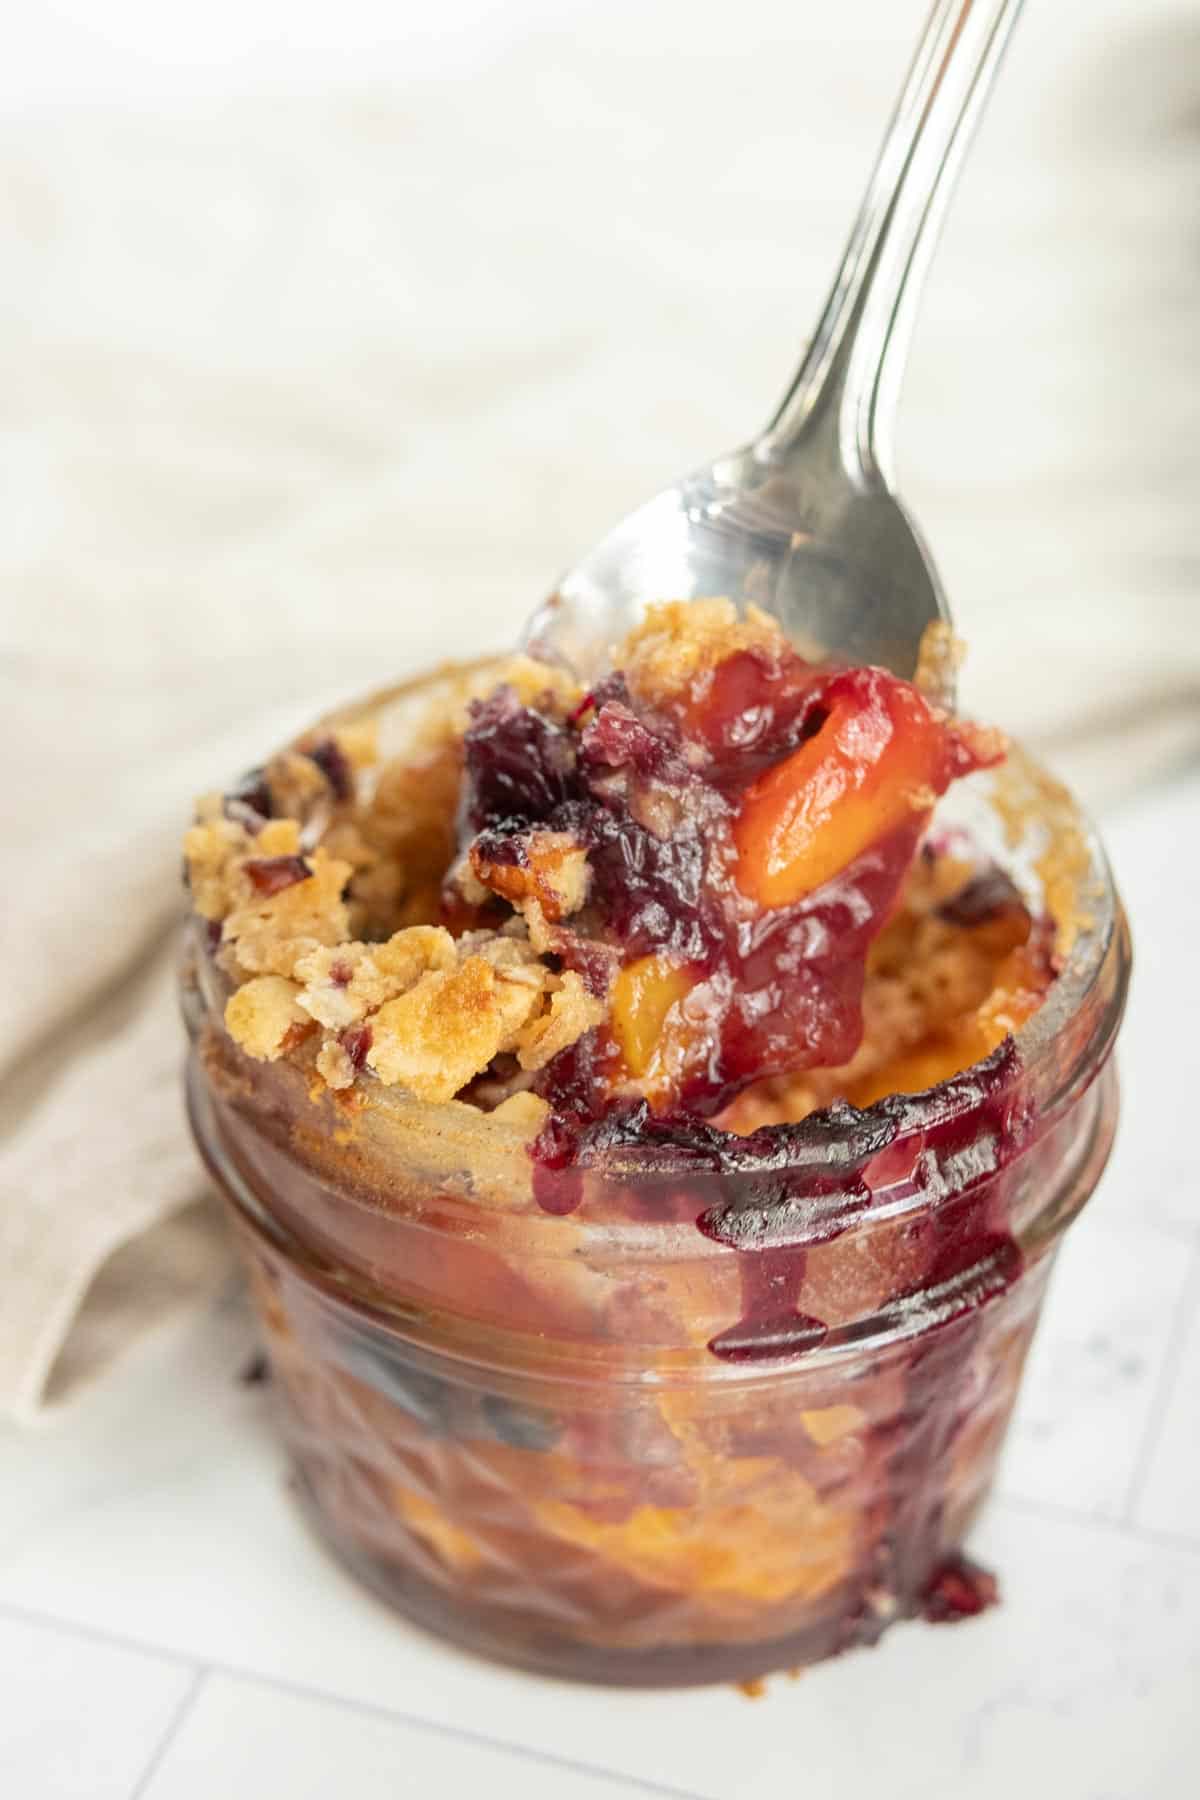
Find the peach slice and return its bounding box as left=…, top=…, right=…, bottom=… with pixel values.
left=610, top=955, right=698, bottom=1080
left=733, top=672, right=953, bottom=909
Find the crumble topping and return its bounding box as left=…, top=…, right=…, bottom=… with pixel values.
left=513, top=971, right=605, bottom=1071
left=912, top=619, right=965, bottom=704
left=366, top=958, right=537, bottom=1101
left=185, top=677, right=605, bottom=1103
left=223, top=847, right=353, bottom=979
left=216, top=902, right=601, bottom=1103
left=184, top=610, right=1051, bottom=1124
left=294, top=928, right=459, bottom=1029
left=620, top=599, right=786, bottom=709
left=224, top=975, right=313, bottom=1061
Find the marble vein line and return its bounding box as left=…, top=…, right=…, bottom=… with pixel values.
left=993, top=1491, right=1200, bottom=1555
left=0, top=1601, right=711, bottom=1800
left=220, top=1668, right=715, bottom=1800
left=0, top=1600, right=202, bottom=1669
left=128, top=1667, right=208, bottom=1800
left=1120, top=1238, right=1200, bottom=1528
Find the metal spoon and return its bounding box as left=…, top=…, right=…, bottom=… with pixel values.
left=524, top=0, right=1025, bottom=701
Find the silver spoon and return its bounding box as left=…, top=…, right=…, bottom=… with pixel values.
left=524, top=0, right=1025, bottom=702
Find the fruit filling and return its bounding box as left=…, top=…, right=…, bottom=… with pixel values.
left=186, top=600, right=1054, bottom=1179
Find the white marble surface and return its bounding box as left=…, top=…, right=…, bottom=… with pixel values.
left=2, top=770, right=1198, bottom=1798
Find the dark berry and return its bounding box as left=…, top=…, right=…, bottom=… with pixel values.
left=224, top=765, right=274, bottom=825
left=461, top=687, right=579, bottom=830
left=937, top=867, right=1026, bottom=928
left=920, top=1553, right=1000, bottom=1623
left=307, top=737, right=353, bottom=803
left=239, top=1349, right=270, bottom=1385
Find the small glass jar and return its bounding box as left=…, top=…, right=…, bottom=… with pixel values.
left=181, top=670, right=1130, bottom=1687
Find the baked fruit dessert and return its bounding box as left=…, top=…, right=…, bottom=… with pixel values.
left=181, top=600, right=1128, bottom=1685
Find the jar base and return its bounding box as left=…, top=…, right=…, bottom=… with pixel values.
left=287, top=1462, right=893, bottom=1690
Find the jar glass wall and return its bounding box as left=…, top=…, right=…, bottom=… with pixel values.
left=181, top=672, right=1130, bottom=1687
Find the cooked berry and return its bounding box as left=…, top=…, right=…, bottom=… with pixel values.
left=307, top=737, right=353, bottom=803
left=224, top=765, right=274, bottom=824
left=244, top=854, right=312, bottom=896
left=340, top=1023, right=373, bottom=1071
left=462, top=688, right=579, bottom=830
left=937, top=866, right=1026, bottom=927
left=920, top=1553, right=1000, bottom=1623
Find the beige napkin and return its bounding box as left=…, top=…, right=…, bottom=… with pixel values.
left=3, top=0, right=1198, bottom=1423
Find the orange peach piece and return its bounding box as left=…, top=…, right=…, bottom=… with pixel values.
left=610, top=955, right=698, bottom=1079
left=733, top=681, right=947, bottom=908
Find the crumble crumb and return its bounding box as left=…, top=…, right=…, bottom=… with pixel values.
left=222, top=846, right=354, bottom=979
left=518, top=898, right=558, bottom=958
left=469, top=831, right=591, bottom=923
left=293, top=927, right=458, bottom=1028
left=366, top=957, right=544, bottom=1103
left=264, top=751, right=333, bottom=821
left=466, top=654, right=582, bottom=718
left=255, top=820, right=306, bottom=857
left=619, top=599, right=787, bottom=709
left=315, top=1037, right=360, bottom=1091
left=490, top=1091, right=552, bottom=1131
left=912, top=620, right=965, bottom=703
left=321, top=719, right=378, bottom=771
left=183, top=816, right=252, bottom=919
left=516, top=972, right=606, bottom=1071
left=225, top=976, right=312, bottom=1061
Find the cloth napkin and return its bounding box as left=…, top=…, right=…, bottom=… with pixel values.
left=3, top=0, right=1198, bottom=1424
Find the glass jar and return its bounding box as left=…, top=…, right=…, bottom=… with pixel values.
left=180, top=671, right=1130, bottom=1688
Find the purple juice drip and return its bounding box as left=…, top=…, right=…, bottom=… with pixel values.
left=707, top=1248, right=827, bottom=1362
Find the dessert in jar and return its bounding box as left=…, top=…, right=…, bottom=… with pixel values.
left=180, top=601, right=1129, bottom=1686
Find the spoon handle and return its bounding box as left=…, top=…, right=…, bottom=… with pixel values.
left=760, top=0, right=1025, bottom=484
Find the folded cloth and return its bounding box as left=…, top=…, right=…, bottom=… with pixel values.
left=3, top=0, right=1198, bottom=1422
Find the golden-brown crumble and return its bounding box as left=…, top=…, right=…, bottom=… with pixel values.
left=366, top=958, right=542, bottom=1103
left=184, top=616, right=1047, bottom=1122
left=515, top=971, right=606, bottom=1072
left=224, top=975, right=313, bottom=1061
left=912, top=619, right=965, bottom=703
left=620, top=599, right=787, bottom=709
left=223, top=848, right=354, bottom=979
left=489, top=1090, right=552, bottom=1129
left=293, top=928, right=458, bottom=1029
